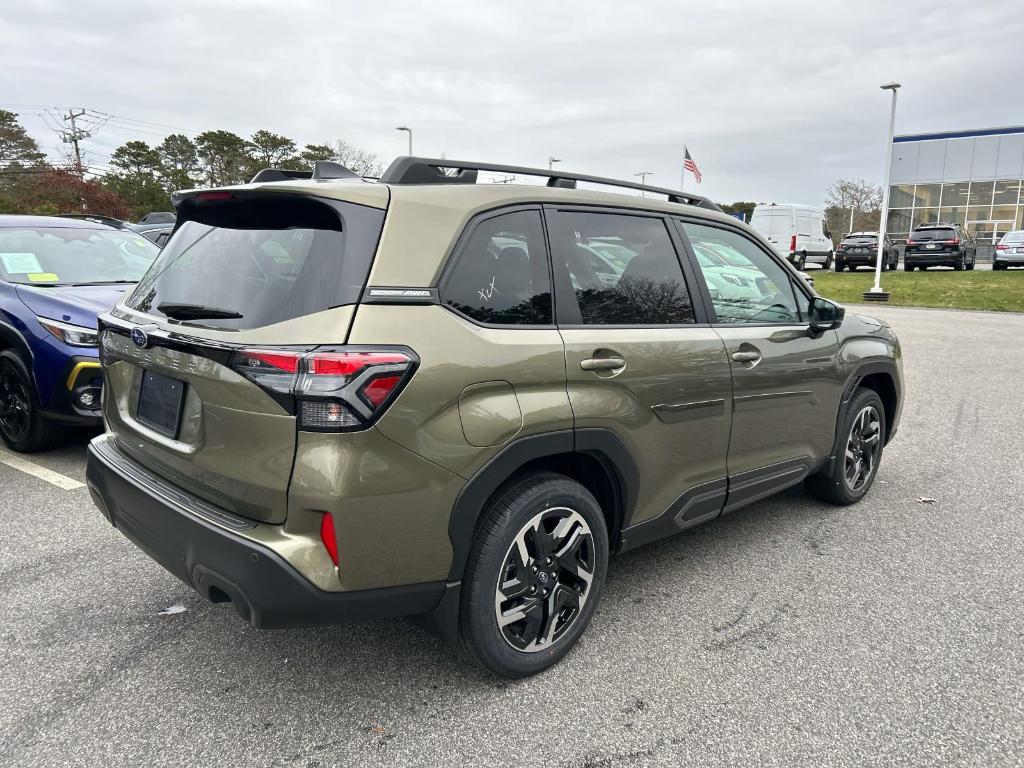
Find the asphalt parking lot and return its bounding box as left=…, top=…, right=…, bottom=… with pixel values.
left=2, top=304, right=1023, bottom=768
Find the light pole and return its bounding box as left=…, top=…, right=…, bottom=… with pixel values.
left=634, top=171, right=653, bottom=196
left=864, top=82, right=900, bottom=302
left=395, top=126, right=412, bottom=155
left=548, top=156, right=561, bottom=170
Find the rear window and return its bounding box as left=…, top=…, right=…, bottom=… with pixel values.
left=843, top=234, right=877, bottom=243
left=126, top=195, right=384, bottom=330
left=911, top=228, right=955, bottom=241
left=1002, top=231, right=1024, bottom=243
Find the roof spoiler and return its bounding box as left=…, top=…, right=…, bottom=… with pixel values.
left=379, top=156, right=722, bottom=211
left=249, top=160, right=360, bottom=184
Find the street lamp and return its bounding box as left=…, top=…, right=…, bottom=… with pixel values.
left=864, top=82, right=900, bottom=302
left=395, top=126, right=412, bottom=155
left=548, top=156, right=561, bottom=170
left=634, top=171, right=653, bottom=196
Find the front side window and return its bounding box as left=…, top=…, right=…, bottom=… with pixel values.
left=441, top=210, right=552, bottom=325
left=550, top=211, right=695, bottom=325
left=681, top=222, right=802, bottom=325
left=0, top=227, right=158, bottom=286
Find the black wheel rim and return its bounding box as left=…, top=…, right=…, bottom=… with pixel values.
left=844, top=405, right=881, bottom=492
left=494, top=507, right=596, bottom=653
left=0, top=362, right=32, bottom=442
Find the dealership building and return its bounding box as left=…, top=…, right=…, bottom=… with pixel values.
left=887, top=125, right=1024, bottom=250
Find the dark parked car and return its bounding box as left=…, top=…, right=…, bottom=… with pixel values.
left=904, top=224, right=976, bottom=271
left=834, top=232, right=897, bottom=272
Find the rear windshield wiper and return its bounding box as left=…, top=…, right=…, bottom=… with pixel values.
left=156, top=302, right=244, bottom=320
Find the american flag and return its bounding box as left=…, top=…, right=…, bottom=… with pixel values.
left=683, top=147, right=702, bottom=184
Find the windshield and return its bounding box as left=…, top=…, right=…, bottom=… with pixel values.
left=0, top=227, right=158, bottom=286
left=911, top=228, right=955, bottom=241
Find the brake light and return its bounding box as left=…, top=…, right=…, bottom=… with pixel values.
left=996, top=243, right=1008, bottom=250
left=905, top=240, right=915, bottom=246
left=789, top=235, right=797, bottom=253
left=229, top=346, right=416, bottom=431
left=836, top=244, right=845, bottom=251
left=320, top=512, right=339, bottom=567
left=197, top=190, right=233, bottom=202
left=944, top=238, right=959, bottom=245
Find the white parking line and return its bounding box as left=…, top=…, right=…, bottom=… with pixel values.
left=0, top=449, right=85, bottom=490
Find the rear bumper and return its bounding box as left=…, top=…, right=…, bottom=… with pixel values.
left=904, top=251, right=961, bottom=264
left=86, top=435, right=446, bottom=628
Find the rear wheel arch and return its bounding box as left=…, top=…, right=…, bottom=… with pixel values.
left=858, top=372, right=898, bottom=444
left=446, top=429, right=638, bottom=582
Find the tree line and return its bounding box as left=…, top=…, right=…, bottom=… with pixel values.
left=0, top=110, right=383, bottom=220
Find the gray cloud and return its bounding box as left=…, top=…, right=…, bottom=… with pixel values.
left=3, top=0, right=1021, bottom=204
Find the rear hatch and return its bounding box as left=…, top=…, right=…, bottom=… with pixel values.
left=906, top=227, right=957, bottom=255
left=98, top=189, right=390, bottom=523
left=750, top=210, right=792, bottom=256
left=840, top=236, right=877, bottom=257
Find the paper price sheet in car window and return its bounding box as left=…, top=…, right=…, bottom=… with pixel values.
left=0, top=252, right=43, bottom=274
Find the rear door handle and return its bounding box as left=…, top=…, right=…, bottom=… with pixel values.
left=731, top=350, right=762, bottom=363
left=581, top=357, right=626, bottom=371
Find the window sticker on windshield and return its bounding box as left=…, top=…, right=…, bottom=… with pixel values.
left=27, top=272, right=60, bottom=283
left=0, top=252, right=43, bottom=274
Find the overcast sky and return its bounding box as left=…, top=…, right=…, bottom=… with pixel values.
left=3, top=0, right=1022, bottom=206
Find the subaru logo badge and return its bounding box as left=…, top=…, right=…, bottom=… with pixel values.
left=130, top=327, right=149, bottom=348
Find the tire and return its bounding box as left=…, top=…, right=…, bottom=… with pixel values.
left=823, top=253, right=833, bottom=269
left=966, top=258, right=974, bottom=271
left=0, top=350, right=65, bottom=453
left=834, top=262, right=845, bottom=272
left=904, top=263, right=914, bottom=272
left=993, top=262, right=1004, bottom=271
left=797, top=253, right=807, bottom=271
left=805, top=388, right=886, bottom=506
left=458, top=471, right=609, bottom=678
left=953, top=257, right=964, bottom=271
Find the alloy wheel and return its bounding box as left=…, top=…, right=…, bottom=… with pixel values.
left=0, top=362, right=31, bottom=442
left=494, top=507, right=596, bottom=652
left=844, top=405, right=881, bottom=492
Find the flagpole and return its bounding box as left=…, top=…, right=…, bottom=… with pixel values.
left=681, top=145, right=686, bottom=193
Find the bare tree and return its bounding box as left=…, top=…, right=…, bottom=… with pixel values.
left=825, top=178, right=883, bottom=238
left=332, top=140, right=383, bottom=177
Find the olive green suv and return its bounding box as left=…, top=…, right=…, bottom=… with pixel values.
left=86, top=157, right=903, bottom=678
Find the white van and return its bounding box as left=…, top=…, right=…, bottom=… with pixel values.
left=750, top=203, right=834, bottom=269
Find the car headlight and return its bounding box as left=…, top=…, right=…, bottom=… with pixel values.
left=37, top=317, right=99, bottom=347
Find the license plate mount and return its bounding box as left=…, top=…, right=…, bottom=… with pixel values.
left=136, top=370, right=186, bottom=439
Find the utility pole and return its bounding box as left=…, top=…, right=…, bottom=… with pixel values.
left=61, top=109, right=91, bottom=174
left=634, top=171, right=653, bottom=197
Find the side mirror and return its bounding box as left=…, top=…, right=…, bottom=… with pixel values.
left=808, top=296, right=845, bottom=332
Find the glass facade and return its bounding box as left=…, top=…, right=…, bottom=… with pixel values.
left=888, top=179, right=1024, bottom=244
left=887, top=127, right=1024, bottom=245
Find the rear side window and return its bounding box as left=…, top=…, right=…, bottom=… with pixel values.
left=441, top=210, right=552, bottom=325
left=911, top=227, right=956, bottom=241
left=126, top=195, right=384, bottom=330
left=550, top=211, right=696, bottom=325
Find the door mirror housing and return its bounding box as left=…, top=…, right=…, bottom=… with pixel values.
left=808, top=297, right=845, bottom=332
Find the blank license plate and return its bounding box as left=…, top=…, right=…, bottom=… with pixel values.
left=136, top=370, right=186, bottom=438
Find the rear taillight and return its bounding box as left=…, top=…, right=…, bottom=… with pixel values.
left=836, top=244, right=845, bottom=251
left=320, top=512, right=339, bottom=567
left=905, top=240, right=915, bottom=246
left=944, top=238, right=960, bottom=245
left=230, top=347, right=416, bottom=431
left=789, top=235, right=797, bottom=253
left=996, top=243, right=1007, bottom=250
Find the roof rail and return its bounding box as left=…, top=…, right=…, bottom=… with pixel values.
left=249, top=160, right=359, bottom=184
left=379, top=156, right=722, bottom=211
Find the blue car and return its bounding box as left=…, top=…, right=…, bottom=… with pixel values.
left=0, top=215, right=159, bottom=452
